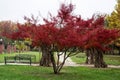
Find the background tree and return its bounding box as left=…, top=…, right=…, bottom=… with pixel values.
left=106, top=0, right=120, bottom=29
left=0, top=20, right=17, bottom=53
left=106, top=0, right=120, bottom=55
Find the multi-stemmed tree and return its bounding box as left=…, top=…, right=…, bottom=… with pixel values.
left=5, top=3, right=120, bottom=74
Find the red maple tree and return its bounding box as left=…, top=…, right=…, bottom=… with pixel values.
left=5, top=3, right=120, bottom=74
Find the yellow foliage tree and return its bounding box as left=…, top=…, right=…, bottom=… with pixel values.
left=106, top=0, right=120, bottom=55
left=106, top=0, right=120, bottom=29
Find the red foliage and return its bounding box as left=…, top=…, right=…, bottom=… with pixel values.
left=10, top=24, right=33, bottom=40
left=58, top=3, right=74, bottom=21
left=32, top=22, right=59, bottom=47
left=5, top=3, right=120, bottom=52
left=84, top=27, right=120, bottom=50
left=56, top=27, right=81, bottom=49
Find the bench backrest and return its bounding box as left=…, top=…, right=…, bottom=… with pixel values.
left=15, top=54, right=36, bottom=59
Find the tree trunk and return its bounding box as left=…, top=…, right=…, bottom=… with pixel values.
left=94, top=49, right=107, bottom=68
left=50, top=51, right=67, bottom=74
left=50, top=51, right=58, bottom=74
left=40, top=46, right=52, bottom=67
left=118, top=50, right=120, bottom=55
left=117, top=47, right=120, bottom=55
left=85, top=49, right=94, bottom=64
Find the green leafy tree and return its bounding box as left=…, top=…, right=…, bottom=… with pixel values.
left=14, top=40, right=26, bottom=53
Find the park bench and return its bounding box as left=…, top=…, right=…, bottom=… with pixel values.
left=4, top=54, right=36, bottom=65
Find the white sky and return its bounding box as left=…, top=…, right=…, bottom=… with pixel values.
left=0, top=0, right=116, bottom=23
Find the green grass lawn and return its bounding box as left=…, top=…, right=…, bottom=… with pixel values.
left=71, top=53, right=120, bottom=65
left=0, top=65, right=120, bottom=80
left=71, top=53, right=86, bottom=64
left=0, top=51, right=41, bottom=63
left=104, top=55, right=120, bottom=65
left=0, top=52, right=120, bottom=80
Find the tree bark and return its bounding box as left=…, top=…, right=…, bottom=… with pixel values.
left=50, top=51, right=58, bottom=74
left=85, top=49, right=94, bottom=64
left=50, top=51, right=68, bottom=74
left=94, top=49, right=107, bottom=68
left=40, top=46, right=52, bottom=67
left=117, top=47, right=120, bottom=55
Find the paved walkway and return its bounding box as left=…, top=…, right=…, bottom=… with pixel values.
left=1, top=63, right=120, bottom=68
left=0, top=63, right=39, bottom=66
left=59, top=53, right=79, bottom=66
left=58, top=53, right=120, bottom=68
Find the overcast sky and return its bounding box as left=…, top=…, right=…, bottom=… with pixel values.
left=0, top=0, right=116, bottom=23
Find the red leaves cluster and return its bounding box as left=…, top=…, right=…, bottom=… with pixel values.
left=6, top=3, right=120, bottom=51
left=10, top=24, right=32, bottom=40
left=84, top=27, right=120, bottom=50
left=56, top=27, right=81, bottom=49
left=33, top=23, right=59, bottom=47
left=58, top=3, right=74, bottom=21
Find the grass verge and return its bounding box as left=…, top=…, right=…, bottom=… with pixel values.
left=0, top=65, right=120, bottom=80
